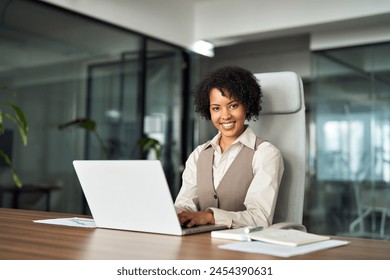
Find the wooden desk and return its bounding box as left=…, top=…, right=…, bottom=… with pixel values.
left=0, top=208, right=389, bottom=260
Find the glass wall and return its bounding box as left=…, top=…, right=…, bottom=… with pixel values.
left=87, top=53, right=143, bottom=161
left=144, top=40, right=185, bottom=197
left=307, top=43, right=390, bottom=239
left=0, top=0, right=195, bottom=213
left=86, top=39, right=187, bottom=198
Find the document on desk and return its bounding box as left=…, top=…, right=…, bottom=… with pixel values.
left=33, top=217, right=96, bottom=228
left=219, top=239, right=350, bottom=258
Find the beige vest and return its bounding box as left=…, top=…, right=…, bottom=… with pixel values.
left=197, top=138, right=263, bottom=211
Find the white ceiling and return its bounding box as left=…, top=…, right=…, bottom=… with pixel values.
left=38, top=0, right=390, bottom=50
left=1, top=0, right=390, bottom=75
left=193, top=0, right=390, bottom=48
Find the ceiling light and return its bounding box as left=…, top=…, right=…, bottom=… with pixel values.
left=191, top=40, right=214, bottom=57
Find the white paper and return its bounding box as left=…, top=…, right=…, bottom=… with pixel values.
left=33, top=217, right=96, bottom=228
left=219, top=239, right=350, bottom=258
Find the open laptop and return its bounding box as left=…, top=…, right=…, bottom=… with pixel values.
left=73, top=160, right=227, bottom=235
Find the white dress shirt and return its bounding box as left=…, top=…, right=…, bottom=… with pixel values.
left=174, top=126, right=284, bottom=228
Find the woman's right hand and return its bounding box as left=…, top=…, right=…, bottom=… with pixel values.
left=178, top=211, right=215, bottom=227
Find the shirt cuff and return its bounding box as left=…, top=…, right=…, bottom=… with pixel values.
left=207, top=207, right=233, bottom=228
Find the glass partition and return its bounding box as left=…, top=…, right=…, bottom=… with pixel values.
left=0, top=0, right=194, bottom=213
left=308, top=43, right=390, bottom=239
left=87, top=52, right=143, bottom=160
left=144, top=40, right=184, bottom=197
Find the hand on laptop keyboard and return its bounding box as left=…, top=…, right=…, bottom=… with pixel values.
left=178, top=211, right=215, bottom=228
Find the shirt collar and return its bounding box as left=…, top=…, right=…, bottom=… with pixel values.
left=205, top=125, right=257, bottom=151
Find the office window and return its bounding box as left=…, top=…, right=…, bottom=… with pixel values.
left=0, top=0, right=195, bottom=213
left=306, top=43, right=390, bottom=240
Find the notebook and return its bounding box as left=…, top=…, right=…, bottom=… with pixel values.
left=73, top=160, right=227, bottom=235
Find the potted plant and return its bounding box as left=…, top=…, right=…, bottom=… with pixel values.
left=0, top=86, right=29, bottom=187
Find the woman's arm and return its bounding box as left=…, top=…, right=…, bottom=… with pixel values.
left=174, top=145, right=203, bottom=213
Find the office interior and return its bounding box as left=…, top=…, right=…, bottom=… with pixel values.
left=0, top=0, right=389, bottom=241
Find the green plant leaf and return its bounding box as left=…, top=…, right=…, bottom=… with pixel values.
left=0, top=150, right=22, bottom=188
left=8, top=102, right=28, bottom=130
left=0, top=102, right=29, bottom=145
left=58, top=118, right=109, bottom=158
left=2, top=111, right=28, bottom=145
left=0, top=86, right=28, bottom=187
left=138, top=137, right=162, bottom=159
left=58, top=118, right=96, bottom=132
left=0, top=149, right=12, bottom=165
left=11, top=169, right=22, bottom=188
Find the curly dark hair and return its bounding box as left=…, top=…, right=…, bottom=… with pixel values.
left=194, top=66, right=262, bottom=121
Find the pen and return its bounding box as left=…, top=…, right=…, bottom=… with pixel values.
left=244, top=226, right=264, bottom=234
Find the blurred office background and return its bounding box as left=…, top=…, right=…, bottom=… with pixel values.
left=0, top=0, right=389, bottom=240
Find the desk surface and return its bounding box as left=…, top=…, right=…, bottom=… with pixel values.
left=0, top=208, right=389, bottom=260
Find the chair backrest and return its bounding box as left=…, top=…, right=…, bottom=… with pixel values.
left=249, top=71, right=306, bottom=224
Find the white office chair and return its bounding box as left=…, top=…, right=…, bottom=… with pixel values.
left=250, top=72, right=306, bottom=224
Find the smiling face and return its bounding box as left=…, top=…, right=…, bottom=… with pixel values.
left=209, top=88, right=247, bottom=146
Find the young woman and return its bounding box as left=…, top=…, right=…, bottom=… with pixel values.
left=175, top=66, right=284, bottom=228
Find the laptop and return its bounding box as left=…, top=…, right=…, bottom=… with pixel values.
left=73, top=160, right=227, bottom=235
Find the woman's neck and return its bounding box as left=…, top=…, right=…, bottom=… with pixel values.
left=219, top=137, right=233, bottom=153
left=218, top=126, right=246, bottom=152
